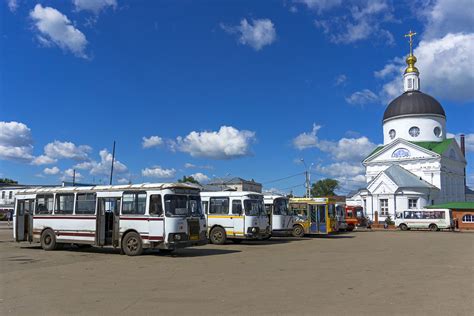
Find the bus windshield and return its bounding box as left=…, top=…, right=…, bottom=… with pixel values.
left=273, top=198, right=289, bottom=215
left=244, top=199, right=265, bottom=216
left=164, top=195, right=202, bottom=217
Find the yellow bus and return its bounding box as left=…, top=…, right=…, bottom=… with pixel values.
left=289, top=197, right=339, bottom=237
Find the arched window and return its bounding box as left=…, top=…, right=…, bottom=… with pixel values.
left=409, top=126, right=420, bottom=137
left=462, top=214, right=473, bottom=223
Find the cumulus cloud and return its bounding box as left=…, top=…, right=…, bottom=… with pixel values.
left=190, top=172, right=210, bottom=183
left=32, top=155, right=57, bottom=165
left=447, top=133, right=474, bottom=153
left=142, top=166, right=176, bottom=178
left=184, top=163, right=213, bottom=169
left=30, top=4, right=88, bottom=58
left=142, top=136, right=163, bottom=149
left=315, top=162, right=364, bottom=178
left=172, top=126, right=256, bottom=160
left=345, top=89, right=379, bottom=105
left=0, top=121, right=34, bottom=162
left=73, top=0, right=117, bottom=14
left=43, top=166, right=60, bottom=175
left=294, top=0, right=341, bottom=12
left=7, top=0, right=18, bottom=12
left=221, top=18, right=276, bottom=51
left=335, top=74, right=347, bottom=86
left=44, top=141, right=92, bottom=161
left=293, top=124, right=321, bottom=150
left=62, top=168, right=83, bottom=181
left=117, top=177, right=130, bottom=184
left=89, top=149, right=127, bottom=176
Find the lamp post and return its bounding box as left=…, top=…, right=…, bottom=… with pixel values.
left=300, top=159, right=314, bottom=198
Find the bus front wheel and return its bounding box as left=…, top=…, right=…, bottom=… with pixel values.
left=41, top=229, right=58, bottom=251
left=429, top=224, right=439, bottom=232
left=122, top=232, right=144, bottom=256
left=292, top=225, right=305, bottom=238
left=399, top=224, right=408, bottom=231
left=210, top=227, right=227, bottom=245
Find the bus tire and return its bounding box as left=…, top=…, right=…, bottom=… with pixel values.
left=292, top=224, right=305, bottom=238
left=347, top=224, right=355, bottom=231
left=209, top=227, right=226, bottom=245
left=399, top=224, right=408, bottom=231
left=122, top=232, right=143, bottom=256
left=41, top=229, right=57, bottom=251
left=429, top=224, right=438, bottom=232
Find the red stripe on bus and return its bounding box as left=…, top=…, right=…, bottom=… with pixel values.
left=33, top=216, right=96, bottom=220
left=120, top=217, right=164, bottom=221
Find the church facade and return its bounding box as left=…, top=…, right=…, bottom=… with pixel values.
left=348, top=32, right=467, bottom=222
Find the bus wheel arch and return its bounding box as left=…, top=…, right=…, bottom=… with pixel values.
left=399, top=223, right=408, bottom=231
left=209, top=226, right=227, bottom=245
left=429, top=224, right=439, bottom=231
left=40, top=228, right=58, bottom=251
left=292, top=224, right=305, bottom=237
left=121, top=230, right=144, bottom=256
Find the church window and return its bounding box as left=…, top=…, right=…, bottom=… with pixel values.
left=407, top=78, right=413, bottom=89
left=379, top=199, right=388, bottom=216
left=389, top=129, right=396, bottom=139
left=408, top=198, right=418, bottom=209
left=462, top=214, right=473, bottom=223
left=433, top=127, right=442, bottom=137
left=409, top=126, right=420, bottom=137
left=392, top=148, right=410, bottom=158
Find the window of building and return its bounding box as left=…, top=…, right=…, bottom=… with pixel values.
left=209, top=197, right=229, bottom=214
left=408, top=198, right=418, bottom=209
left=434, top=126, right=442, bottom=138
left=149, top=194, right=163, bottom=216
left=55, top=194, right=74, bottom=214
left=1, top=191, right=4, bottom=199
left=409, top=126, right=420, bottom=137
left=462, top=214, right=473, bottom=223
left=389, top=129, right=396, bottom=139
left=9, top=191, right=12, bottom=199
left=232, top=200, right=243, bottom=215
left=36, top=194, right=54, bottom=214
left=122, top=192, right=146, bottom=215
left=380, top=199, right=389, bottom=216
left=75, top=193, right=96, bottom=215
left=407, top=78, right=413, bottom=89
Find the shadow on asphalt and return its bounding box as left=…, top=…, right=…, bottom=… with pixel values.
left=307, top=234, right=355, bottom=239
left=222, top=237, right=307, bottom=246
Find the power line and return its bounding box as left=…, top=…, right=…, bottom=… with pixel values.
left=262, top=172, right=305, bottom=184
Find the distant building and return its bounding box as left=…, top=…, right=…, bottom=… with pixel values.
left=348, top=32, right=468, bottom=222
left=0, top=184, right=47, bottom=212
left=204, top=177, right=262, bottom=193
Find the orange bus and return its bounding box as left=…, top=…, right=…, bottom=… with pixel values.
left=344, top=205, right=367, bottom=231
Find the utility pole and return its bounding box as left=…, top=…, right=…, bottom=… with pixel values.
left=300, top=159, right=313, bottom=198
left=109, top=141, right=116, bottom=185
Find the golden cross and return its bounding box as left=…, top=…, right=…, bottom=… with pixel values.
left=404, top=30, right=417, bottom=55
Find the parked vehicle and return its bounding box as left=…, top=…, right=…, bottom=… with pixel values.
left=200, top=191, right=271, bottom=244
left=336, top=203, right=348, bottom=231
left=395, top=208, right=453, bottom=231
left=264, top=194, right=294, bottom=235
left=289, top=197, right=339, bottom=237
left=13, top=183, right=207, bottom=256
left=345, top=205, right=368, bottom=231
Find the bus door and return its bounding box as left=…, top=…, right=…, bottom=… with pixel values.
left=309, top=204, right=318, bottom=233
left=15, top=199, right=34, bottom=242
left=317, top=205, right=327, bottom=234
left=96, top=197, right=120, bottom=246
left=231, top=199, right=244, bottom=236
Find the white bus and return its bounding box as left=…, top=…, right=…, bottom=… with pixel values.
left=13, top=183, right=207, bottom=256
left=200, top=191, right=271, bottom=244
left=395, top=209, right=453, bottom=231
left=264, top=195, right=294, bottom=234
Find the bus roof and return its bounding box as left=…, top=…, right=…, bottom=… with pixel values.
left=263, top=194, right=288, bottom=202
left=289, top=197, right=336, bottom=204
left=200, top=191, right=263, bottom=198
left=15, top=182, right=201, bottom=194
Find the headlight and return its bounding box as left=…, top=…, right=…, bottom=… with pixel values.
left=174, top=234, right=182, bottom=241
left=252, top=227, right=257, bottom=233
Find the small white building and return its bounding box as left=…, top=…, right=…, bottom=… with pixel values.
left=348, top=35, right=467, bottom=222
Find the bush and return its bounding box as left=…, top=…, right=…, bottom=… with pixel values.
left=385, top=215, right=394, bottom=226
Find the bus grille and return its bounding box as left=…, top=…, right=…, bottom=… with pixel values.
left=188, top=220, right=200, bottom=240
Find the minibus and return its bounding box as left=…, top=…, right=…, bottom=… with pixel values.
left=289, top=197, right=339, bottom=236
left=395, top=208, right=452, bottom=231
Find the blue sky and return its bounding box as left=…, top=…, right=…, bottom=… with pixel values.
left=1, top=0, right=473, bottom=194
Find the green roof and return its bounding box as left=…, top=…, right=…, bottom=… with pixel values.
left=427, top=202, right=474, bottom=210
left=411, top=138, right=453, bottom=155
left=365, top=138, right=454, bottom=160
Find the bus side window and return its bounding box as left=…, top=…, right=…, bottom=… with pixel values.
left=55, top=194, right=74, bottom=215
left=149, top=194, right=163, bottom=216
left=36, top=194, right=54, bottom=215
left=209, top=197, right=229, bottom=214
left=122, top=192, right=147, bottom=215
left=76, top=193, right=96, bottom=215
left=232, top=200, right=242, bottom=215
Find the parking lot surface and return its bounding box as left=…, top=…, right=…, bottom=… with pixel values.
left=0, top=223, right=472, bottom=315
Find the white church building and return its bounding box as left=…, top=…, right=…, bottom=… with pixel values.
left=348, top=33, right=467, bottom=222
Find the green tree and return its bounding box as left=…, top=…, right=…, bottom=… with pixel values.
left=311, top=178, right=339, bottom=197
left=0, top=178, right=18, bottom=184
left=177, top=176, right=200, bottom=185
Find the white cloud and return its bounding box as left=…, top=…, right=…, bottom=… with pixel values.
left=142, top=166, right=176, bottom=179
left=294, top=0, right=341, bottom=13
left=221, top=18, right=276, bottom=51
left=7, top=0, right=18, bottom=12
left=73, top=161, right=95, bottom=170
left=62, top=168, right=83, bottom=181
left=30, top=4, right=88, bottom=58
left=73, top=0, right=117, bottom=14
left=190, top=172, right=210, bottom=183
left=293, top=124, right=377, bottom=162
left=173, top=126, right=256, bottom=160
left=0, top=121, right=34, bottom=162
left=117, top=177, right=130, bottom=184
left=184, top=163, right=213, bottom=169
left=43, top=166, right=60, bottom=175
left=32, top=155, right=57, bottom=165
left=335, top=74, right=347, bottom=86
left=44, top=140, right=92, bottom=160
left=142, top=136, right=163, bottom=149
left=447, top=133, right=474, bottom=153
left=315, top=162, right=364, bottom=178
left=378, top=33, right=474, bottom=102
left=90, top=149, right=127, bottom=176
left=345, top=89, right=379, bottom=105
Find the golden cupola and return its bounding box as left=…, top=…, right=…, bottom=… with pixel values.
left=403, top=30, right=420, bottom=92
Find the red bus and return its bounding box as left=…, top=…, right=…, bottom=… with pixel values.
left=345, top=206, right=367, bottom=231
